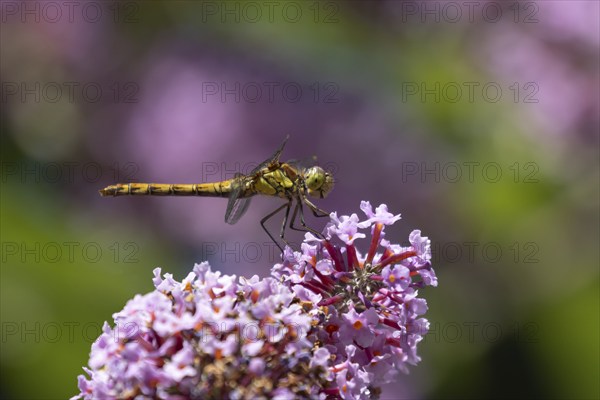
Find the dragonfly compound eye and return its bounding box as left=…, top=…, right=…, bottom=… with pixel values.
left=305, top=166, right=334, bottom=198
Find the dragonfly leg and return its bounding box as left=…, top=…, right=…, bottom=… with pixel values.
left=302, top=196, right=330, bottom=218
left=261, top=201, right=292, bottom=253
left=279, top=198, right=293, bottom=240
left=290, top=198, right=324, bottom=238
left=289, top=201, right=302, bottom=232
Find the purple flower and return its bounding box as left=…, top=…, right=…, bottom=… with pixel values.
left=72, top=264, right=329, bottom=399
left=358, top=200, right=402, bottom=227
left=273, top=202, right=437, bottom=398
left=163, top=342, right=197, bottom=381
left=339, top=307, right=379, bottom=348
left=326, top=212, right=366, bottom=244
left=73, top=201, right=436, bottom=400
left=381, top=264, right=411, bottom=291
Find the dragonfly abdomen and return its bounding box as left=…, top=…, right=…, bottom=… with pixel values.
left=99, top=181, right=234, bottom=198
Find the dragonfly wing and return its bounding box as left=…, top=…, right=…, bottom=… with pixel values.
left=225, top=197, right=252, bottom=225
left=224, top=175, right=251, bottom=225
left=286, top=155, right=318, bottom=170
left=224, top=136, right=289, bottom=224
left=249, top=135, right=290, bottom=175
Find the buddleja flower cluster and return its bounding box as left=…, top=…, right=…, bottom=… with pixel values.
left=273, top=201, right=436, bottom=398
left=73, top=202, right=436, bottom=399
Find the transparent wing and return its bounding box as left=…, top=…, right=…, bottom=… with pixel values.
left=224, top=175, right=252, bottom=225
left=225, top=136, right=289, bottom=224
left=286, top=155, right=318, bottom=170
left=225, top=197, right=252, bottom=225
left=249, top=135, right=290, bottom=175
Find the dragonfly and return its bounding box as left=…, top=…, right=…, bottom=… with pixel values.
left=99, top=136, right=334, bottom=251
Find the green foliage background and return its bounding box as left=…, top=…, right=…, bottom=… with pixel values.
left=1, top=1, right=598, bottom=399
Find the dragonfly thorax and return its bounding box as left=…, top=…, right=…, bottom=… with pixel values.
left=304, top=166, right=334, bottom=199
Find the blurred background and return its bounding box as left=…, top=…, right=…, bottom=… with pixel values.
left=1, top=1, right=598, bottom=399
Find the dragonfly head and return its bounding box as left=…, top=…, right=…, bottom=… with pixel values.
left=305, top=166, right=334, bottom=199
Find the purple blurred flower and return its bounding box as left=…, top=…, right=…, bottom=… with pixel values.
left=73, top=202, right=436, bottom=399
